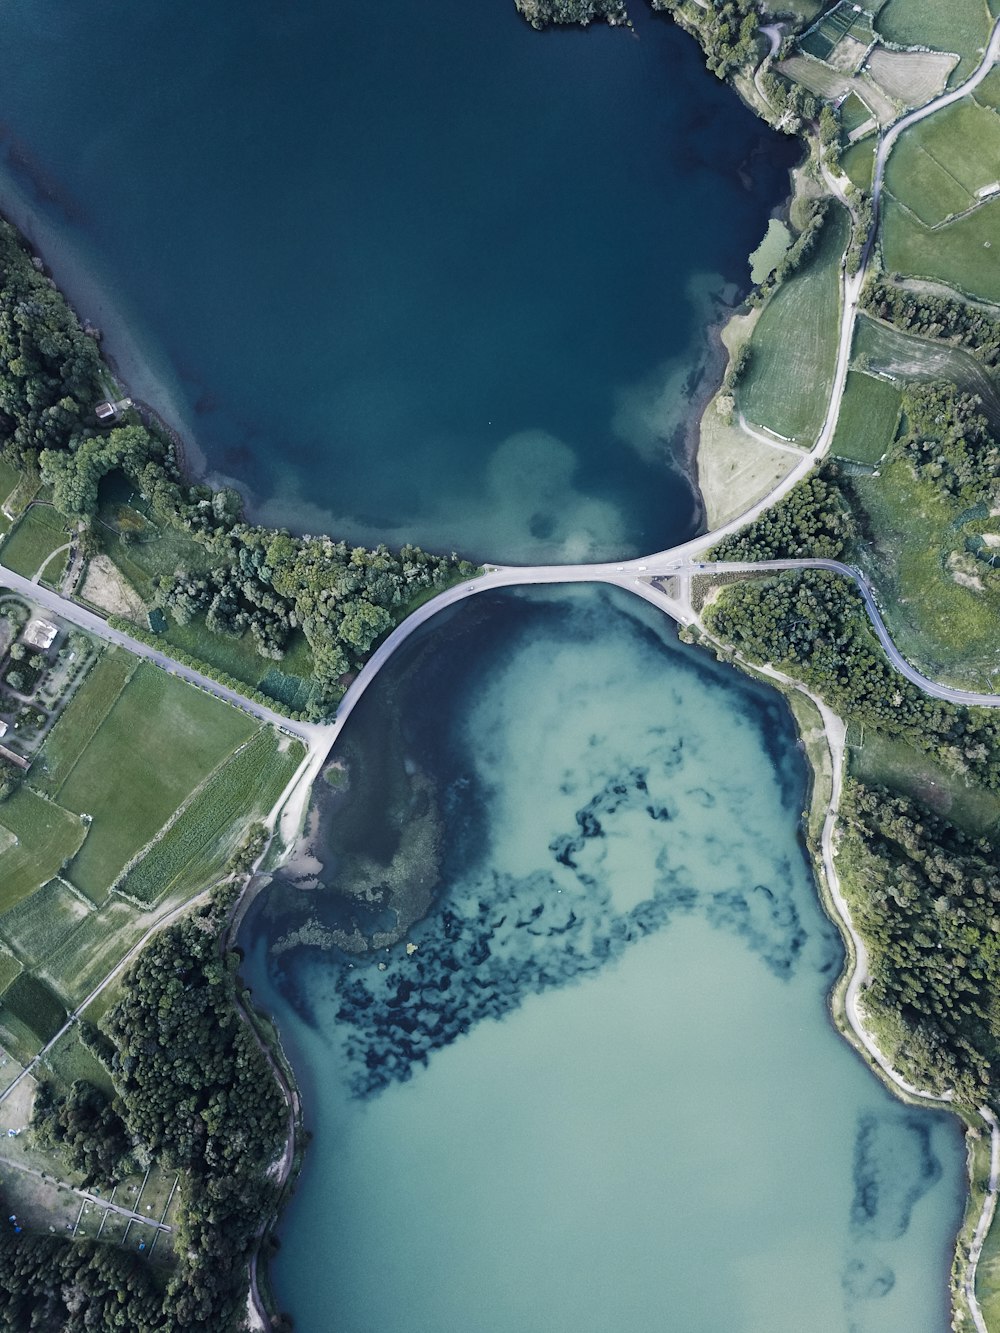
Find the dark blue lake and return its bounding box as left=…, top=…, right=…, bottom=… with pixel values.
left=0, top=0, right=794, bottom=561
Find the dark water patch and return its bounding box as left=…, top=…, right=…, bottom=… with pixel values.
left=851, top=1112, right=943, bottom=1241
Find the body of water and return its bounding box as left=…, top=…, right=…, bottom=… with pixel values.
left=241, top=585, right=965, bottom=1332
left=0, top=0, right=795, bottom=561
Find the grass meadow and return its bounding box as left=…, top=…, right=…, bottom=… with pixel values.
left=831, top=371, right=901, bottom=464
left=875, top=0, right=993, bottom=83
left=882, top=196, right=1000, bottom=304
left=58, top=663, right=255, bottom=900
left=844, top=459, right=1000, bottom=684
left=850, top=730, right=1000, bottom=835
left=118, top=729, right=304, bottom=906
left=740, top=207, right=849, bottom=443
left=0, top=789, right=87, bottom=913
left=1, top=505, right=70, bottom=580
left=33, top=648, right=136, bottom=797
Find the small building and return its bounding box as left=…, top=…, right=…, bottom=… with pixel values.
left=0, top=744, right=29, bottom=772
left=95, top=401, right=118, bottom=422
left=23, top=618, right=58, bottom=651
left=0, top=722, right=7, bottom=739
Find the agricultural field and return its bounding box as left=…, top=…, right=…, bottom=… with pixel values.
left=40, top=900, right=152, bottom=1009
left=882, top=195, right=1000, bottom=305
left=841, top=139, right=876, bottom=191
left=32, top=648, right=136, bottom=797
left=761, top=0, right=825, bottom=18
left=863, top=46, right=957, bottom=106
left=0, top=973, right=66, bottom=1064
left=1, top=505, right=70, bottom=581
left=739, top=207, right=849, bottom=444
left=839, top=91, right=875, bottom=137
left=842, top=458, right=1000, bottom=684
left=118, top=729, right=304, bottom=906
left=852, top=315, right=1000, bottom=431
left=885, top=98, right=1000, bottom=228
left=0, top=788, right=87, bottom=914
left=850, top=731, right=1000, bottom=834
left=58, top=663, right=255, bottom=900
left=874, top=0, right=993, bottom=84
left=0, top=879, right=89, bottom=966
left=830, top=370, right=901, bottom=464
left=974, top=64, right=1000, bottom=110
left=800, top=3, right=875, bottom=63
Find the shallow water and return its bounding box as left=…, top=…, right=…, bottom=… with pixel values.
left=242, top=585, right=965, bottom=1332
left=0, top=0, right=795, bottom=561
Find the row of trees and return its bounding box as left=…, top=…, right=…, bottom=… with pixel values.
left=862, top=275, right=1000, bottom=368
left=748, top=199, right=831, bottom=307
left=840, top=781, right=1000, bottom=1104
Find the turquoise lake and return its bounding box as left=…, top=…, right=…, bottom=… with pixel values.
left=0, top=0, right=969, bottom=1325
left=242, top=585, right=965, bottom=1332
left=0, top=0, right=796, bottom=561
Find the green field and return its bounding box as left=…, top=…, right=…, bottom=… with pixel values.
left=0, top=972, right=66, bottom=1048
left=0, top=459, right=20, bottom=509
left=34, top=648, right=137, bottom=796
left=1, top=505, right=70, bottom=580
left=830, top=371, right=901, bottom=463
left=0, top=878, right=90, bottom=965
left=886, top=98, right=1000, bottom=227
left=882, top=195, right=1000, bottom=304
left=875, top=0, right=993, bottom=83
left=59, top=664, right=255, bottom=900
left=844, top=459, right=1000, bottom=683
left=841, top=139, right=876, bottom=192
left=0, top=788, right=88, bottom=913
left=974, top=64, right=1000, bottom=110
left=159, top=617, right=314, bottom=706
left=119, top=730, right=304, bottom=906
left=0, top=943, right=22, bottom=992
left=850, top=730, right=1000, bottom=834
left=853, top=315, right=1000, bottom=432
left=839, top=92, right=874, bottom=136
left=42, top=901, right=151, bottom=1008
left=740, top=208, right=849, bottom=443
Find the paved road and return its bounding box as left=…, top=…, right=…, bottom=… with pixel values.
left=0, top=561, right=328, bottom=748
left=691, top=558, right=1000, bottom=706
left=872, top=18, right=1000, bottom=233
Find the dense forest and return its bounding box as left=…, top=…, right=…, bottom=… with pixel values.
left=710, top=474, right=851, bottom=560
left=839, top=782, right=1000, bottom=1104
left=703, top=570, right=1000, bottom=788
left=6, top=891, right=288, bottom=1331
left=0, top=221, right=477, bottom=719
